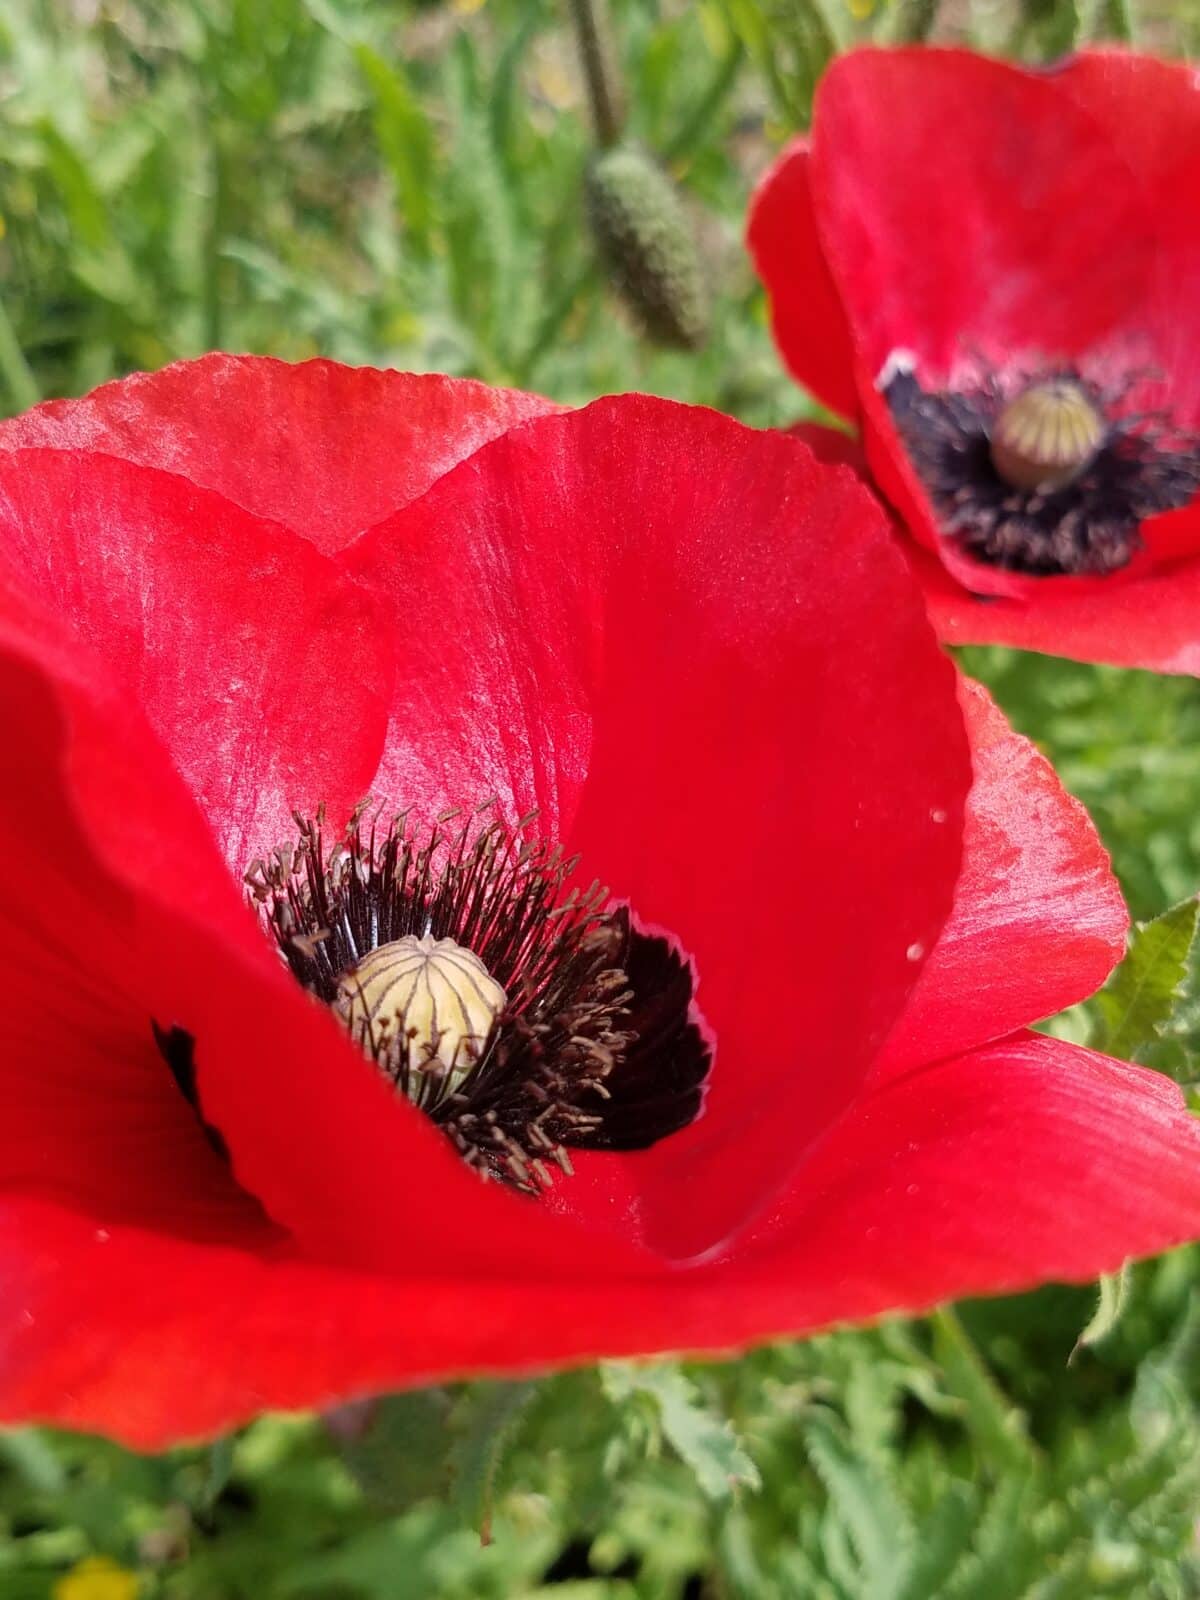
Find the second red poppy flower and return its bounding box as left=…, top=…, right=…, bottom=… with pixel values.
left=749, top=46, right=1200, bottom=672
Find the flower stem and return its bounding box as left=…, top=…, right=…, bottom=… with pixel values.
left=566, top=0, right=624, bottom=148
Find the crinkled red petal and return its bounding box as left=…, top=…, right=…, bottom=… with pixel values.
left=0, top=448, right=392, bottom=867
left=0, top=355, right=556, bottom=554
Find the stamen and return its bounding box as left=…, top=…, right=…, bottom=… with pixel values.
left=243, top=803, right=710, bottom=1194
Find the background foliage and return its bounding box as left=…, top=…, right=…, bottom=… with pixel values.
left=3, top=0, right=1200, bottom=1594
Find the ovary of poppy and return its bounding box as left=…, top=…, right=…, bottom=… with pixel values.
left=748, top=47, right=1200, bottom=673
left=0, top=355, right=1195, bottom=1449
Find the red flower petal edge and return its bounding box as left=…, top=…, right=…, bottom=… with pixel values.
left=877, top=675, right=1129, bottom=1077
left=2, top=1032, right=1198, bottom=1449
left=0, top=354, right=556, bottom=555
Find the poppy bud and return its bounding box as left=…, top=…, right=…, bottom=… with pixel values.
left=585, top=144, right=710, bottom=350
left=334, top=934, right=506, bottom=1102
left=989, top=377, right=1106, bottom=493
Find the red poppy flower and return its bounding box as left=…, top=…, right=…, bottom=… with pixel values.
left=749, top=47, right=1200, bottom=672
left=0, top=355, right=1197, bottom=1449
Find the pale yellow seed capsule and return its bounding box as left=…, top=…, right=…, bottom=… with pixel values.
left=989, top=377, right=1107, bottom=493
left=334, top=934, right=506, bottom=1103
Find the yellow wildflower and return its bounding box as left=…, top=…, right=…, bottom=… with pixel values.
left=53, top=1556, right=139, bottom=1600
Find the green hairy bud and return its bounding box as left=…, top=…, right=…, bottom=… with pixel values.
left=585, top=145, right=710, bottom=351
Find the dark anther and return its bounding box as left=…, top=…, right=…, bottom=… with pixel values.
left=883, top=364, right=1200, bottom=577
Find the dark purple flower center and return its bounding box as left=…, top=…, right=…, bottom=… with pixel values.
left=883, top=361, right=1200, bottom=577
left=240, top=802, right=710, bottom=1194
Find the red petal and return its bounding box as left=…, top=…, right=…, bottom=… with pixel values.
left=1054, top=51, right=1200, bottom=426
left=348, top=397, right=971, bottom=1259
left=787, top=420, right=867, bottom=471
left=0, top=637, right=275, bottom=1234
left=5, top=1032, right=1199, bottom=1447
left=879, top=677, right=1128, bottom=1076
left=918, top=542, right=1200, bottom=674
left=747, top=142, right=858, bottom=420
left=0, top=357, right=556, bottom=554
left=740, top=1032, right=1200, bottom=1312
left=0, top=448, right=392, bottom=865
left=811, top=48, right=1157, bottom=381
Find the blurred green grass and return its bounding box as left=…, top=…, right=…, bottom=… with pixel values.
left=4, top=1, right=1200, bottom=1595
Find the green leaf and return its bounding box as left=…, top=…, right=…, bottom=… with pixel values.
left=448, top=1379, right=539, bottom=1537
left=1092, top=897, right=1199, bottom=1063
left=336, top=1389, right=454, bottom=1511
left=0, top=1428, right=67, bottom=1496
left=1131, top=1292, right=1200, bottom=1446
left=276, top=1509, right=454, bottom=1599
left=1069, top=1262, right=1132, bottom=1364
left=199, top=1433, right=236, bottom=1513
left=1100, top=0, right=1137, bottom=39
left=803, top=1408, right=913, bottom=1598
left=355, top=45, right=436, bottom=259
left=601, top=1362, right=760, bottom=1500
left=895, top=1483, right=977, bottom=1600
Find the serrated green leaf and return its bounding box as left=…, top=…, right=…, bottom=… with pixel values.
left=601, top=1363, right=760, bottom=1500
left=1069, top=1262, right=1132, bottom=1364
left=336, top=1389, right=454, bottom=1511
left=943, top=1474, right=1040, bottom=1600
left=448, top=1380, right=539, bottom=1537
left=804, top=1409, right=913, bottom=1598
left=895, top=1482, right=977, bottom=1600
left=1092, top=898, right=1199, bottom=1062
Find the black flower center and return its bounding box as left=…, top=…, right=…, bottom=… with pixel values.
left=883, top=362, right=1200, bottom=577
left=239, top=802, right=710, bottom=1195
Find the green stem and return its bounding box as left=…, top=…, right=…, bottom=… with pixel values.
left=566, top=0, right=623, bottom=148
